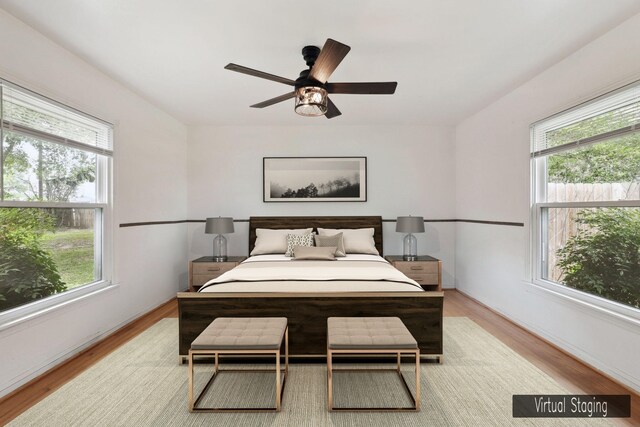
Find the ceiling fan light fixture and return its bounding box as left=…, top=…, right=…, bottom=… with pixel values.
left=294, top=86, right=328, bottom=117
left=226, top=38, right=397, bottom=119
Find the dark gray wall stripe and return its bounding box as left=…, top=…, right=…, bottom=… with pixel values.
left=455, top=219, right=524, bottom=227
left=119, top=220, right=188, bottom=228
left=120, top=218, right=524, bottom=228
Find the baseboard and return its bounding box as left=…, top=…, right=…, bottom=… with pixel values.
left=0, top=295, right=176, bottom=399
left=455, top=288, right=640, bottom=396
left=512, top=315, right=640, bottom=393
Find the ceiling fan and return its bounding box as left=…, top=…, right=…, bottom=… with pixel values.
left=224, top=38, right=397, bottom=119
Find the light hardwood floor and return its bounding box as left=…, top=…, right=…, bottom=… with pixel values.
left=0, top=290, right=636, bottom=425
left=446, top=290, right=639, bottom=426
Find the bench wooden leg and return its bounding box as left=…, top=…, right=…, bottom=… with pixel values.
left=276, top=350, right=281, bottom=411
left=415, top=349, right=421, bottom=410
left=188, top=350, right=194, bottom=411
left=327, top=349, right=333, bottom=410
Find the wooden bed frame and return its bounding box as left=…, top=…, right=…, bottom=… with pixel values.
left=177, top=216, right=443, bottom=361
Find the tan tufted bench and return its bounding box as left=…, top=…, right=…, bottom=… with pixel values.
left=327, top=317, right=420, bottom=411
left=188, top=317, right=288, bottom=412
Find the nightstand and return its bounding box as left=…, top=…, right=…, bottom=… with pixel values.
left=188, top=256, right=247, bottom=292
left=384, top=255, right=442, bottom=291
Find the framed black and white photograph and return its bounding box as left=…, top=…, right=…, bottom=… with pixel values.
left=263, top=157, right=367, bottom=202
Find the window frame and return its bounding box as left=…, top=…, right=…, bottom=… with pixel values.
left=530, top=81, right=640, bottom=321
left=0, top=80, right=114, bottom=327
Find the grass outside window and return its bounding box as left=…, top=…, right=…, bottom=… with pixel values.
left=41, top=228, right=95, bottom=289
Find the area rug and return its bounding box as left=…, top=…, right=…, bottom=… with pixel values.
left=9, top=317, right=610, bottom=426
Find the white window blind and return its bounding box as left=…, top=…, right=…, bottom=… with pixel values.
left=532, top=80, right=640, bottom=157
left=1, top=80, right=112, bottom=156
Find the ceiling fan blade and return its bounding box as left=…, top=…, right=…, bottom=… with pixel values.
left=326, top=82, right=397, bottom=94
left=325, top=98, right=342, bottom=119
left=250, top=92, right=296, bottom=108
left=309, top=39, right=351, bottom=84
left=224, top=63, right=295, bottom=86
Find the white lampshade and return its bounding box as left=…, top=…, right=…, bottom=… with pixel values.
left=205, top=217, right=234, bottom=234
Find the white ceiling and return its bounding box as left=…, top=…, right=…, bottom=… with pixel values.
left=1, top=0, right=639, bottom=126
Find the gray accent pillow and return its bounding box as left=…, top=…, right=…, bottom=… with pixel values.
left=292, top=246, right=337, bottom=260
left=285, top=233, right=315, bottom=257
left=314, top=233, right=346, bottom=257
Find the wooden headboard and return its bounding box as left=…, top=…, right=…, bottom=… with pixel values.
left=249, top=216, right=383, bottom=255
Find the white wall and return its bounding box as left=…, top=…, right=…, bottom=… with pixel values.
left=0, top=10, right=188, bottom=397
left=187, top=125, right=456, bottom=287
left=455, top=13, right=640, bottom=391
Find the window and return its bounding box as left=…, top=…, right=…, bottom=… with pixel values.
left=531, top=81, right=640, bottom=312
left=0, top=80, right=112, bottom=317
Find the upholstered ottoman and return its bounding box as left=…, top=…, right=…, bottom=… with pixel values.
left=327, top=317, right=420, bottom=411
left=188, top=317, right=288, bottom=412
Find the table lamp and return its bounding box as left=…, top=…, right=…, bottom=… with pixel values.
left=396, top=216, right=425, bottom=261
left=205, top=217, right=234, bottom=261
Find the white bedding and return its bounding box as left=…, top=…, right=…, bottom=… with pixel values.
left=199, top=254, right=423, bottom=293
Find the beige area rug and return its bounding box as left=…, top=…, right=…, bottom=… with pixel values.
left=9, top=317, right=611, bottom=427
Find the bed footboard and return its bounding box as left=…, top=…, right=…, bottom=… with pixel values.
left=177, top=291, right=443, bottom=359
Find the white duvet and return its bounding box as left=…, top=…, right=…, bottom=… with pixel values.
left=198, top=254, right=424, bottom=293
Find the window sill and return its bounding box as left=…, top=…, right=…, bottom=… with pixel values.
left=529, top=279, right=640, bottom=328
left=0, top=281, right=117, bottom=333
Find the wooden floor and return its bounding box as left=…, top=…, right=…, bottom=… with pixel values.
left=0, top=290, right=636, bottom=425
left=0, top=298, right=178, bottom=426
left=445, top=290, right=639, bottom=426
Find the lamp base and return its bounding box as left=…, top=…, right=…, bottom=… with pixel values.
left=403, top=233, right=418, bottom=261
left=213, top=234, right=227, bottom=262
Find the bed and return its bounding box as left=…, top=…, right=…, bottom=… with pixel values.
left=177, top=216, right=443, bottom=361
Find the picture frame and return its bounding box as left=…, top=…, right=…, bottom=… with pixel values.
left=263, top=157, right=367, bottom=202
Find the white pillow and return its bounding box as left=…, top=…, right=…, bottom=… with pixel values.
left=251, top=228, right=313, bottom=256
left=317, top=228, right=378, bottom=255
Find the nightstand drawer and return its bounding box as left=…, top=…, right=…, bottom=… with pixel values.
left=393, top=262, right=439, bottom=275
left=192, top=263, right=236, bottom=276
left=406, top=273, right=439, bottom=285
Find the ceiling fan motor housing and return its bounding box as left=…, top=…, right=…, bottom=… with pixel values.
left=295, top=69, right=324, bottom=90
left=302, top=45, right=321, bottom=67
left=296, top=46, right=324, bottom=89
